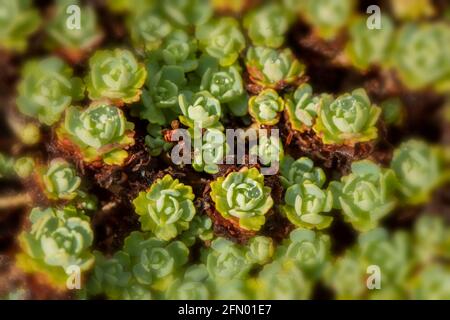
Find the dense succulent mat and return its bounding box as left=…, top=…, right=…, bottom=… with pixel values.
left=0, top=0, right=449, bottom=300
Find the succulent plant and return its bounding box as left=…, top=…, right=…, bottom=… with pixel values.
left=196, top=17, right=245, bottom=67
left=41, top=158, right=81, bottom=201
left=200, top=58, right=243, bottom=103
left=0, top=0, right=40, bottom=52
left=345, top=14, right=394, bottom=70
left=210, top=167, right=274, bottom=231
left=313, top=88, right=381, bottom=145
left=413, top=215, right=450, bottom=263
left=249, top=134, right=283, bottom=167
left=133, top=174, right=196, bottom=241
left=281, top=183, right=333, bottom=230
left=14, top=157, right=35, bottom=179
left=60, top=102, right=135, bottom=166
left=391, top=140, right=444, bottom=205
left=204, top=237, right=251, bottom=280
left=301, top=0, right=355, bottom=40
left=145, top=124, right=173, bottom=156
left=246, top=46, right=304, bottom=90
left=128, top=11, right=172, bottom=52
left=392, top=23, right=450, bottom=92
left=411, top=265, right=450, bottom=300
left=179, top=91, right=223, bottom=130
left=199, top=56, right=248, bottom=116
left=140, top=65, right=187, bottom=125
left=192, top=128, right=227, bottom=174
left=17, top=206, right=94, bottom=287
left=323, top=250, right=366, bottom=299
left=285, top=84, right=322, bottom=132
left=166, top=264, right=211, bottom=300
left=329, top=160, right=397, bottom=232
left=390, top=0, right=435, bottom=21
left=17, top=57, right=84, bottom=126
left=87, top=251, right=142, bottom=300
left=248, top=89, right=285, bottom=125
left=277, top=229, right=330, bottom=277
left=252, top=258, right=312, bottom=300
left=180, top=215, right=213, bottom=247
left=46, top=0, right=102, bottom=58
left=245, top=236, right=274, bottom=265
left=358, top=228, right=412, bottom=286
left=122, top=231, right=189, bottom=291
left=244, top=3, right=290, bottom=48
left=280, top=155, right=326, bottom=188
left=85, top=49, right=147, bottom=104
left=161, top=0, right=212, bottom=27
left=157, top=30, right=199, bottom=72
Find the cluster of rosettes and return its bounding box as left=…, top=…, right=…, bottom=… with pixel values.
left=285, top=86, right=382, bottom=146
left=5, top=0, right=450, bottom=301
left=325, top=215, right=450, bottom=299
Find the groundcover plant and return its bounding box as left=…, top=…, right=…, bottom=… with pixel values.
left=0, top=0, right=450, bottom=300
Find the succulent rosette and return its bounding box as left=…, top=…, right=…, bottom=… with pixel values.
left=204, top=238, right=251, bottom=280
left=285, top=84, right=323, bottom=132
left=60, top=102, right=135, bottom=166
left=329, top=160, right=398, bottom=232
left=244, top=3, right=291, bottom=48
left=413, top=215, right=450, bottom=263
left=179, top=91, right=223, bottom=130
left=345, top=15, right=394, bottom=70
left=17, top=206, right=94, bottom=286
left=248, top=89, right=285, bottom=125
left=246, top=46, right=304, bottom=90
left=245, top=236, right=274, bottom=265
left=140, top=65, right=187, bottom=125
left=161, top=0, right=213, bottom=27
left=281, top=183, right=333, bottom=230
left=17, top=57, right=84, bottom=126
left=195, top=17, right=245, bottom=67
left=85, top=49, right=147, bottom=104
left=392, top=23, right=450, bottom=91
left=210, top=167, right=274, bottom=231
left=358, top=228, right=412, bottom=286
left=122, top=231, right=189, bottom=290
left=133, top=175, right=196, bottom=241
left=158, top=30, right=199, bottom=72
left=199, top=58, right=243, bottom=103
left=301, top=0, right=355, bottom=40
left=277, top=229, right=330, bottom=277
left=192, top=128, right=227, bottom=174
left=128, top=11, right=172, bottom=52
left=180, top=215, right=213, bottom=247
left=323, top=250, right=366, bottom=299
left=46, top=0, right=102, bottom=60
left=167, top=264, right=211, bottom=300
left=410, top=265, right=450, bottom=300
left=14, top=157, right=35, bottom=179
left=252, top=259, right=312, bottom=300
left=391, top=140, right=444, bottom=204
left=41, top=158, right=81, bottom=201
left=0, top=0, right=41, bottom=52
left=249, top=135, right=283, bottom=167
left=280, top=156, right=326, bottom=188
left=199, top=55, right=248, bottom=116
left=313, top=89, right=381, bottom=145
left=87, top=251, right=151, bottom=300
